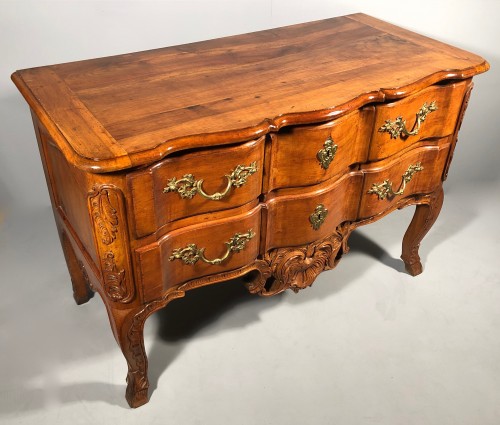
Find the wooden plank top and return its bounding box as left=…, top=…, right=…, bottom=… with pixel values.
left=12, top=13, right=488, bottom=173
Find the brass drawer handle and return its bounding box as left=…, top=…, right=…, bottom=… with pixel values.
left=379, top=101, right=438, bottom=139
left=317, top=136, right=337, bottom=169
left=309, top=204, right=328, bottom=230
left=169, top=229, right=255, bottom=265
left=163, top=161, right=258, bottom=201
left=368, top=163, right=424, bottom=200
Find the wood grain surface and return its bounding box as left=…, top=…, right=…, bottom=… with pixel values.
left=12, top=13, right=488, bottom=172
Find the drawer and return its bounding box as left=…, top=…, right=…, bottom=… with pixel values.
left=128, top=137, right=265, bottom=238
left=265, top=172, right=363, bottom=250
left=359, top=141, right=451, bottom=219
left=369, top=80, right=468, bottom=160
left=268, top=109, right=373, bottom=191
left=136, top=205, right=262, bottom=301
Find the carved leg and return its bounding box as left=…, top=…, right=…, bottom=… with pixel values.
left=59, top=230, right=94, bottom=305
left=107, top=290, right=185, bottom=408
left=401, top=186, right=444, bottom=276
left=120, top=308, right=150, bottom=408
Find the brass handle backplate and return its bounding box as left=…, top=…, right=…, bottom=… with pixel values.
left=163, top=161, right=258, bottom=201
left=309, top=204, right=328, bottom=230
left=317, top=136, right=338, bottom=169
left=169, top=229, right=255, bottom=266
left=378, top=101, right=438, bottom=139
left=368, top=162, right=424, bottom=200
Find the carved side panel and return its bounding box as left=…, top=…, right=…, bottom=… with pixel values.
left=88, top=185, right=135, bottom=303
left=443, top=81, right=474, bottom=180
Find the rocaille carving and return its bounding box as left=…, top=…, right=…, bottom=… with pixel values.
left=262, top=232, right=343, bottom=294
left=246, top=225, right=352, bottom=297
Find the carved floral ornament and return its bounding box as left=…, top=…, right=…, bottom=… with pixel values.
left=89, top=186, right=119, bottom=245
left=88, top=185, right=134, bottom=303
left=102, top=251, right=128, bottom=301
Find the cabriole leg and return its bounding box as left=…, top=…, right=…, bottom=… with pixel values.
left=106, top=306, right=151, bottom=408
left=106, top=291, right=185, bottom=408
left=401, top=186, right=445, bottom=276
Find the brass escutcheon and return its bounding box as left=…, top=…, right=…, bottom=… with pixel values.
left=317, top=136, right=338, bottom=169
left=309, top=204, right=328, bottom=230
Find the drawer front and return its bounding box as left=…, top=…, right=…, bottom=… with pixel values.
left=359, top=142, right=451, bottom=219
left=369, top=80, right=468, bottom=161
left=137, top=205, right=262, bottom=301
left=128, top=137, right=265, bottom=237
left=265, top=172, right=363, bottom=250
left=268, top=109, right=373, bottom=191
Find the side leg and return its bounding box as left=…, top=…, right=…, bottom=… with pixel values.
left=60, top=230, right=94, bottom=305
left=401, top=186, right=444, bottom=276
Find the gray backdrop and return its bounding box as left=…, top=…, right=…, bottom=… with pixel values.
left=1, top=1, right=499, bottom=424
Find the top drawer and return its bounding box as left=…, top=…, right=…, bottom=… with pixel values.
left=128, top=137, right=265, bottom=238
left=369, top=80, right=469, bottom=160
left=268, top=109, right=373, bottom=191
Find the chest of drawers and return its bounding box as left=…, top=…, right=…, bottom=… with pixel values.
left=12, top=13, right=488, bottom=408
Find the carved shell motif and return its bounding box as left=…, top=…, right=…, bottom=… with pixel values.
left=263, top=232, right=344, bottom=295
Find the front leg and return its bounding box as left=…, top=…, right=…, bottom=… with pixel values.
left=107, top=290, right=185, bottom=408
left=401, top=186, right=444, bottom=276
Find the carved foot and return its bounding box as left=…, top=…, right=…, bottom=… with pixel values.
left=402, top=256, right=423, bottom=276
left=126, top=370, right=149, bottom=408
left=401, top=186, right=444, bottom=277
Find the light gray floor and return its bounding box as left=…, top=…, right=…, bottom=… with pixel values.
left=0, top=179, right=499, bottom=425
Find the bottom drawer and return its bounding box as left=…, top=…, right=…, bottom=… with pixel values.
left=137, top=205, right=261, bottom=301
left=265, top=172, right=364, bottom=250
left=359, top=143, right=450, bottom=219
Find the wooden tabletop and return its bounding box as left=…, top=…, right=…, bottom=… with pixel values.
left=12, top=13, right=488, bottom=172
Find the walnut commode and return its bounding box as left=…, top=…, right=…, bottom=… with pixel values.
left=12, top=14, right=488, bottom=408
